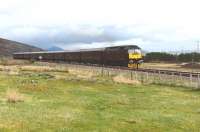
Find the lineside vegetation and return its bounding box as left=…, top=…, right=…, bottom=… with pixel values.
left=145, top=52, right=200, bottom=62
left=0, top=60, right=199, bottom=131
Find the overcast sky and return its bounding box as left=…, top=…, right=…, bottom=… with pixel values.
left=0, top=0, right=200, bottom=51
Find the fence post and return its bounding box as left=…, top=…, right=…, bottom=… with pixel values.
left=171, top=72, right=174, bottom=85
left=190, top=73, right=192, bottom=87
left=198, top=74, right=200, bottom=89
left=131, top=71, right=133, bottom=80
left=179, top=73, right=183, bottom=86
left=101, top=67, right=104, bottom=76
left=146, top=72, right=149, bottom=83
left=180, top=73, right=182, bottom=82
left=135, top=71, right=137, bottom=80
left=141, top=72, right=144, bottom=84
left=158, top=70, right=161, bottom=82
left=154, top=70, right=156, bottom=83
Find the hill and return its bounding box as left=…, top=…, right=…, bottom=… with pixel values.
left=0, top=38, right=43, bottom=56
left=47, top=46, right=64, bottom=51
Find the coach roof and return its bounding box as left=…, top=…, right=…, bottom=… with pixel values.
left=13, top=45, right=140, bottom=54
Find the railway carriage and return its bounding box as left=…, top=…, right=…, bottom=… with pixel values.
left=42, top=52, right=54, bottom=61
left=80, top=49, right=103, bottom=64
left=41, top=52, right=50, bottom=61
left=13, top=45, right=143, bottom=68
left=67, top=52, right=81, bottom=63
left=53, top=52, right=65, bottom=61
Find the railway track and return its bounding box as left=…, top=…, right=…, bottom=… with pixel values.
left=66, top=63, right=200, bottom=78
left=135, top=68, right=200, bottom=78
left=38, top=61, right=200, bottom=79
left=116, top=66, right=200, bottom=78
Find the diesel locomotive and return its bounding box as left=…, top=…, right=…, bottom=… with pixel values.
left=13, top=45, right=143, bottom=68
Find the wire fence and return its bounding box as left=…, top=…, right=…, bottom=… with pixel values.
left=36, top=62, right=200, bottom=89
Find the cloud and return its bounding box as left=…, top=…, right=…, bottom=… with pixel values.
left=1, top=24, right=197, bottom=52
left=1, top=25, right=136, bottom=49
left=0, top=0, right=200, bottom=51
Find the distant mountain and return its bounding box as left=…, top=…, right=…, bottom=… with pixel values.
left=47, top=46, right=64, bottom=51
left=0, top=38, right=44, bottom=57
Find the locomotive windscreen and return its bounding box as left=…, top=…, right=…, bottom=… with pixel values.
left=128, top=49, right=141, bottom=54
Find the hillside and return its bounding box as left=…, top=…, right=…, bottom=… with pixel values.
left=0, top=38, right=43, bottom=56
left=47, top=46, right=64, bottom=51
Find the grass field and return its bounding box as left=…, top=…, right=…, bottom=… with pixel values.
left=0, top=64, right=200, bottom=131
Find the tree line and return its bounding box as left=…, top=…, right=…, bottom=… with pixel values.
left=144, top=52, right=200, bottom=62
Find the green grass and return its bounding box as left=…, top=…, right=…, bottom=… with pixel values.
left=0, top=70, right=200, bottom=132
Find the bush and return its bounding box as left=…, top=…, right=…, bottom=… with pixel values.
left=144, top=52, right=200, bottom=62
left=177, top=52, right=200, bottom=62
left=144, top=52, right=176, bottom=62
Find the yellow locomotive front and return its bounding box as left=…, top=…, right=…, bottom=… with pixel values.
left=128, top=49, right=143, bottom=68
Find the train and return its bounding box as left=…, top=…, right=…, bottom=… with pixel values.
left=13, top=45, right=143, bottom=68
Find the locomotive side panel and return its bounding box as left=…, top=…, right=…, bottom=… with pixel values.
left=104, top=49, right=128, bottom=66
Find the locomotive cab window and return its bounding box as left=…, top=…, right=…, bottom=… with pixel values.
left=135, top=49, right=141, bottom=54
left=128, top=49, right=141, bottom=54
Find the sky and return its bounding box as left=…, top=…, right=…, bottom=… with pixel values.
left=0, top=0, right=200, bottom=51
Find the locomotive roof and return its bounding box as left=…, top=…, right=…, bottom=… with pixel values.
left=14, top=45, right=140, bottom=54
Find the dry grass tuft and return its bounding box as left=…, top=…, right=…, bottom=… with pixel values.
left=124, top=119, right=137, bottom=124
left=20, top=66, right=68, bottom=73
left=0, top=65, right=21, bottom=75
left=7, top=68, right=20, bottom=75
left=0, top=58, right=31, bottom=66
left=6, top=89, right=24, bottom=103
left=23, top=83, right=48, bottom=92
left=68, top=69, right=94, bottom=79
left=54, top=74, right=67, bottom=80
left=113, top=75, right=141, bottom=85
